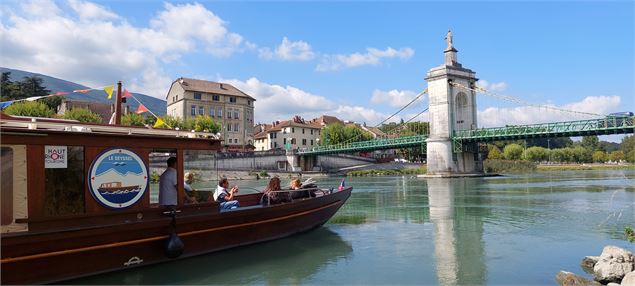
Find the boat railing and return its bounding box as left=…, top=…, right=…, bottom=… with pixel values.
left=0, top=117, right=220, bottom=139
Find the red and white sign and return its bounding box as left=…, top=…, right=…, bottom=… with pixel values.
left=45, top=145, right=67, bottom=168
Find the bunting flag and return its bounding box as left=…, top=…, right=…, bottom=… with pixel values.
left=73, top=89, right=92, bottom=93
left=122, top=89, right=131, bottom=98
left=338, top=180, right=346, bottom=191
left=136, top=104, right=149, bottom=114
left=104, top=85, right=114, bottom=99
left=54, top=91, right=69, bottom=96
left=153, top=118, right=165, bottom=128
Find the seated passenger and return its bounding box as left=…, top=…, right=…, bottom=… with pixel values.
left=212, top=178, right=240, bottom=210
left=290, top=178, right=302, bottom=190
left=183, top=172, right=198, bottom=204
left=289, top=178, right=308, bottom=199
left=263, top=177, right=290, bottom=205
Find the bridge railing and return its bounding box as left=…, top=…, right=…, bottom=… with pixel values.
left=298, top=134, right=428, bottom=155
left=453, top=116, right=634, bottom=141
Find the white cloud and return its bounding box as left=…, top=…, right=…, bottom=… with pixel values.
left=477, top=95, right=622, bottom=127
left=68, top=0, right=119, bottom=21
left=316, top=47, right=415, bottom=71
left=477, top=79, right=507, bottom=92
left=259, top=37, right=315, bottom=61
left=371, top=89, right=423, bottom=108
left=0, top=0, right=248, bottom=97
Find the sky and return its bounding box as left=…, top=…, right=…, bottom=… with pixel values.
left=1, top=0, right=633, bottom=141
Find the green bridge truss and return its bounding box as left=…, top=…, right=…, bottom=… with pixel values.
left=297, top=117, right=634, bottom=155
left=297, top=134, right=428, bottom=155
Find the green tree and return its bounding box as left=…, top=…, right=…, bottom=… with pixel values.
left=63, top=108, right=102, bottom=123
left=4, top=101, right=54, bottom=117
left=503, top=143, right=524, bottom=160
left=609, top=150, right=625, bottom=162
left=122, top=113, right=146, bottom=126
left=157, top=115, right=184, bottom=129
left=38, top=96, right=64, bottom=111
left=620, top=135, right=634, bottom=163
left=592, top=151, right=607, bottom=163
left=487, top=145, right=504, bottom=160
left=193, top=115, right=221, bottom=133
left=581, top=136, right=600, bottom=150
left=320, top=123, right=372, bottom=145
left=523, top=146, right=548, bottom=162
left=571, top=146, right=592, bottom=163
left=1, top=72, right=21, bottom=100
left=550, top=148, right=567, bottom=163
left=19, top=76, right=50, bottom=98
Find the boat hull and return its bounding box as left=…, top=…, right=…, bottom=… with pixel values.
left=1, top=188, right=351, bottom=284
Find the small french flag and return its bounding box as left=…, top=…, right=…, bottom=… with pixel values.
left=338, top=180, right=345, bottom=191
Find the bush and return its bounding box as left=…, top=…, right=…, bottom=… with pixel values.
left=193, top=115, right=221, bottom=133
left=503, top=144, right=524, bottom=160
left=487, top=145, right=504, bottom=160
left=63, top=108, right=102, bottom=123
left=122, top=113, right=146, bottom=126
left=4, top=101, right=54, bottom=117
left=484, top=159, right=537, bottom=173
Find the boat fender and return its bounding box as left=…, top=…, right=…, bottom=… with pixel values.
left=164, top=211, right=184, bottom=259
left=164, top=230, right=184, bottom=259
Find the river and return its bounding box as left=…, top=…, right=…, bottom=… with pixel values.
left=69, top=170, right=634, bottom=285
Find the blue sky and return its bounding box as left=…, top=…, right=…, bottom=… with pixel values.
left=1, top=0, right=633, bottom=140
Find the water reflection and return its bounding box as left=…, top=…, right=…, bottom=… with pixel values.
left=428, top=178, right=486, bottom=286
left=66, top=228, right=352, bottom=285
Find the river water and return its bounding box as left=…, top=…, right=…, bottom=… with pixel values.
left=70, top=170, right=634, bottom=285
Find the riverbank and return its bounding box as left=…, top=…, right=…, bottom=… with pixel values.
left=537, top=164, right=635, bottom=171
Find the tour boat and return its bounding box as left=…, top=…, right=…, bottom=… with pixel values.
left=0, top=113, right=352, bottom=284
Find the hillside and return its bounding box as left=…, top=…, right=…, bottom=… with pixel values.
left=1, top=67, right=166, bottom=116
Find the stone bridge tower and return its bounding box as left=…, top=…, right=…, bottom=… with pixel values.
left=425, top=31, right=483, bottom=176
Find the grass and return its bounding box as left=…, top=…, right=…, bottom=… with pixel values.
left=346, top=166, right=427, bottom=177
left=484, top=159, right=537, bottom=173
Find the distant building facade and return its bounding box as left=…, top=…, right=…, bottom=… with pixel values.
left=57, top=100, right=113, bottom=124
left=254, top=116, right=322, bottom=151
left=166, top=78, right=256, bottom=149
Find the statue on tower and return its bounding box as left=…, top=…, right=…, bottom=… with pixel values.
left=445, top=30, right=453, bottom=49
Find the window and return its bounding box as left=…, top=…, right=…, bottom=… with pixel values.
left=172, top=96, right=175, bottom=103
left=302, top=139, right=307, bottom=145
left=227, top=123, right=232, bottom=132
left=218, top=107, right=223, bottom=118
left=209, top=107, right=215, bottom=117
left=183, top=150, right=216, bottom=205
left=234, top=123, right=240, bottom=133
left=310, top=129, right=313, bottom=135
left=229, top=97, right=236, bottom=103
left=302, top=128, right=305, bottom=134
left=191, top=105, right=196, bottom=116
left=213, top=95, right=220, bottom=101
left=227, top=108, right=232, bottom=119
left=274, top=142, right=278, bottom=148
left=283, top=138, right=287, bottom=144
left=45, top=146, right=85, bottom=216
left=292, top=127, right=295, bottom=133
left=194, top=92, right=202, bottom=100
left=176, top=95, right=178, bottom=101
left=234, top=139, right=239, bottom=143
left=311, top=140, right=314, bottom=146
left=247, top=100, right=251, bottom=106
left=198, top=106, right=204, bottom=115
left=234, top=110, right=239, bottom=119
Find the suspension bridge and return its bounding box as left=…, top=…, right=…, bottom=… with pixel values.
left=295, top=32, right=635, bottom=176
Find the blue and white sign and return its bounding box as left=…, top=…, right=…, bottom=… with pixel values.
left=88, top=148, right=148, bottom=209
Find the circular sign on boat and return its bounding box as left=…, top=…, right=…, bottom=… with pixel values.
left=88, top=148, right=148, bottom=209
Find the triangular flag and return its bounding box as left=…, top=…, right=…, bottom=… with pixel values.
left=153, top=118, right=165, bottom=128
left=73, top=89, right=92, bottom=93
left=122, top=89, right=131, bottom=98
left=136, top=104, right=149, bottom=114
left=54, top=91, right=69, bottom=96
left=104, top=85, right=114, bottom=99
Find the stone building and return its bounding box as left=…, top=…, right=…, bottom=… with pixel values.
left=166, top=78, right=255, bottom=150
left=254, top=116, right=322, bottom=151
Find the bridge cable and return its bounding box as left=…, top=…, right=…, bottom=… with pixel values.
left=338, top=87, right=428, bottom=145
left=383, top=107, right=430, bottom=136
left=449, top=81, right=604, bottom=118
